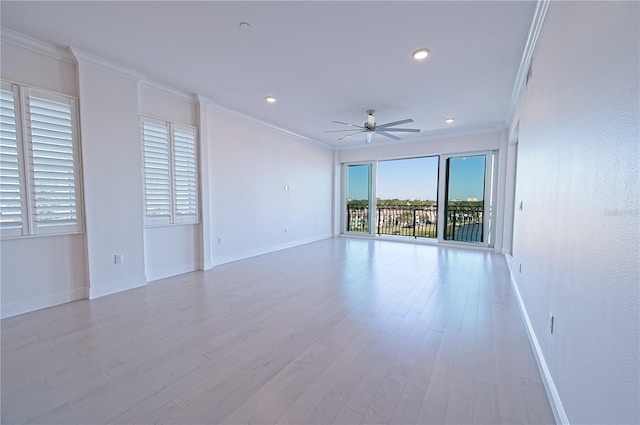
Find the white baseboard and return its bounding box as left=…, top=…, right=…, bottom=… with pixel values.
left=199, top=259, right=213, bottom=271
left=506, top=257, right=570, bottom=425
left=146, top=262, right=199, bottom=283
left=1, top=287, right=88, bottom=319
left=88, top=275, right=146, bottom=299
left=212, top=234, right=332, bottom=266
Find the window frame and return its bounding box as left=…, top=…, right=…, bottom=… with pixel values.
left=140, top=116, right=199, bottom=227
left=341, top=151, right=498, bottom=247
left=1, top=80, right=84, bottom=239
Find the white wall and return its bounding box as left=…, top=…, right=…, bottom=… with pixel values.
left=143, top=225, right=200, bottom=282
left=511, top=2, right=639, bottom=424
left=1, top=32, right=335, bottom=317
left=0, top=37, right=77, bottom=96
left=138, top=83, right=201, bottom=282
left=206, top=107, right=333, bottom=265
left=75, top=56, right=146, bottom=299
left=139, top=83, right=197, bottom=126
left=0, top=38, right=87, bottom=318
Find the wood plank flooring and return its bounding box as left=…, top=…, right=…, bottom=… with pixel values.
left=1, top=238, right=556, bottom=424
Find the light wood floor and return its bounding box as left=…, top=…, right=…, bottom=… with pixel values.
left=1, top=238, right=555, bottom=425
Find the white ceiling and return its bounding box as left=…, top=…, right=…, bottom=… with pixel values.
left=1, top=1, right=536, bottom=147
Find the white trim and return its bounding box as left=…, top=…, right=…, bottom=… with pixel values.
left=337, top=123, right=507, bottom=151
left=146, top=262, right=200, bottom=283
left=196, top=93, right=213, bottom=106
left=196, top=97, right=212, bottom=271
left=506, top=255, right=570, bottom=425
left=88, top=275, right=147, bottom=299
left=68, top=46, right=146, bottom=81
left=198, top=95, right=332, bottom=149
left=1, top=28, right=75, bottom=63
left=507, top=0, right=552, bottom=122
left=0, top=287, right=88, bottom=319
left=212, top=234, right=332, bottom=267
left=139, top=79, right=196, bottom=103
left=199, top=259, right=214, bottom=271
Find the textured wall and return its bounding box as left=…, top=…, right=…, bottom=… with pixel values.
left=207, top=108, right=334, bottom=266
left=512, top=2, right=639, bottom=424
left=76, top=60, right=147, bottom=298
left=0, top=40, right=87, bottom=317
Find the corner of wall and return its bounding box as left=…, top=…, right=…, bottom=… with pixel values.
left=88, top=275, right=146, bottom=300
left=505, top=255, right=570, bottom=425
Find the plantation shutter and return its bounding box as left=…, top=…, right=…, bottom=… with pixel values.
left=142, top=119, right=171, bottom=224
left=26, top=90, right=80, bottom=234
left=0, top=84, right=24, bottom=236
left=172, top=125, right=198, bottom=223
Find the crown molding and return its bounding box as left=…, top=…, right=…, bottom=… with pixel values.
left=196, top=93, right=214, bottom=106
left=202, top=99, right=332, bottom=149
left=139, top=79, right=196, bottom=103
left=507, top=0, right=552, bottom=123
left=68, top=46, right=146, bottom=81
left=1, top=28, right=74, bottom=63
left=337, top=122, right=508, bottom=151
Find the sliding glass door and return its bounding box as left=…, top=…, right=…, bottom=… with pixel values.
left=443, top=153, right=494, bottom=244
left=376, top=157, right=439, bottom=238
left=343, top=152, right=496, bottom=246
left=345, top=164, right=372, bottom=234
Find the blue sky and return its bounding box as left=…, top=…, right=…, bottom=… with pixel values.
left=347, top=155, right=486, bottom=201
left=446, top=155, right=486, bottom=201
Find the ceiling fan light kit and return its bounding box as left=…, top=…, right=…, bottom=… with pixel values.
left=324, top=110, right=421, bottom=144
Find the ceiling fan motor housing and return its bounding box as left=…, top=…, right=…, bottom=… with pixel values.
left=365, top=109, right=376, bottom=130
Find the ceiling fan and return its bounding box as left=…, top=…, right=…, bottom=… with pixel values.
left=324, top=109, right=420, bottom=144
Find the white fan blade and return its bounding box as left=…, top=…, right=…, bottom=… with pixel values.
left=376, top=131, right=401, bottom=141
left=366, top=132, right=373, bottom=144
left=381, top=128, right=421, bottom=133
left=332, top=121, right=364, bottom=128
left=376, top=118, right=414, bottom=128
left=323, top=129, right=365, bottom=133
left=338, top=130, right=365, bottom=141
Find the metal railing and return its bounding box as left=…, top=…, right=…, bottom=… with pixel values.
left=346, top=202, right=483, bottom=242
left=443, top=204, right=484, bottom=242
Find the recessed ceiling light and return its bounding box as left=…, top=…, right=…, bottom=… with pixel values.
left=239, top=22, right=251, bottom=30
left=412, top=48, right=430, bottom=60
left=445, top=117, right=455, bottom=124
left=265, top=96, right=277, bottom=103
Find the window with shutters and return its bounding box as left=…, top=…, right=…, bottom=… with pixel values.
left=0, top=81, right=83, bottom=238
left=141, top=117, right=198, bottom=225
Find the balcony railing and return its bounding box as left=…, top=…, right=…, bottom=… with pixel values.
left=346, top=202, right=484, bottom=242
left=443, top=204, right=484, bottom=242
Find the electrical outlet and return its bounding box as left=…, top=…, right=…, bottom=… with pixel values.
left=284, top=227, right=288, bottom=234
left=519, top=201, right=524, bottom=211
left=217, top=237, right=223, bottom=245
left=114, top=254, right=124, bottom=264
left=549, top=313, right=555, bottom=334
left=519, top=263, right=522, bottom=273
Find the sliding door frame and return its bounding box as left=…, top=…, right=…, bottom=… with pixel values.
left=437, top=150, right=498, bottom=247
left=341, top=151, right=498, bottom=248
left=341, top=161, right=376, bottom=236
